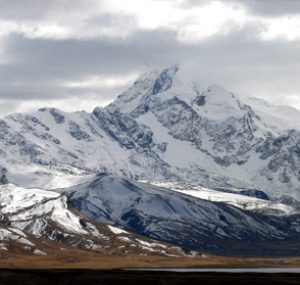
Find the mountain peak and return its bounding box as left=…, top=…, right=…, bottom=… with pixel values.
left=151, top=65, right=179, bottom=95
left=133, top=64, right=179, bottom=88
left=106, top=65, right=181, bottom=114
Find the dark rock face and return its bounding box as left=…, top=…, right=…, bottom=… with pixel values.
left=151, top=97, right=202, bottom=146
left=0, top=120, right=10, bottom=141
left=24, top=115, right=50, bottom=131
left=194, top=95, right=206, bottom=106
left=239, top=189, right=270, bottom=200
left=257, top=130, right=300, bottom=184
left=152, top=66, right=178, bottom=95
left=92, top=107, right=153, bottom=149
left=69, top=121, right=92, bottom=141
left=0, top=167, right=8, bottom=185
left=39, top=133, right=61, bottom=145
left=49, top=108, right=65, bottom=124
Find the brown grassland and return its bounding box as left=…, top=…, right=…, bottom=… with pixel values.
left=2, top=248, right=300, bottom=269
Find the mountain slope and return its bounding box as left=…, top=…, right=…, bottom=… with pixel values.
left=62, top=174, right=300, bottom=255
left=143, top=180, right=298, bottom=215
left=0, top=183, right=184, bottom=257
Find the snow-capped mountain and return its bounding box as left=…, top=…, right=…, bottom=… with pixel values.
left=0, top=64, right=299, bottom=199
left=62, top=174, right=300, bottom=255
left=0, top=183, right=184, bottom=256
left=108, top=66, right=299, bottom=196
left=106, top=65, right=300, bottom=197
left=0, top=65, right=300, bottom=257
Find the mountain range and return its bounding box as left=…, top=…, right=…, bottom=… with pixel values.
left=0, top=65, right=300, bottom=258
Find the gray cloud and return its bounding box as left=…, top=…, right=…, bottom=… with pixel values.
left=1, top=26, right=300, bottom=103
left=0, top=0, right=299, bottom=114
left=184, top=0, right=300, bottom=16
left=0, top=0, right=93, bottom=20
left=0, top=30, right=179, bottom=101
left=240, top=0, right=300, bottom=17
left=2, top=0, right=299, bottom=20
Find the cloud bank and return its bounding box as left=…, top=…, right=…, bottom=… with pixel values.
left=0, top=0, right=299, bottom=115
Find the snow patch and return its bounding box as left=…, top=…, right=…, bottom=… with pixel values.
left=108, top=225, right=129, bottom=235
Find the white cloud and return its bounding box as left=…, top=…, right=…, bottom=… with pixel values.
left=99, top=0, right=247, bottom=42
left=1, top=0, right=300, bottom=43
left=0, top=20, right=71, bottom=39
left=3, top=95, right=114, bottom=116
left=176, top=1, right=247, bottom=42
left=63, top=73, right=138, bottom=89
left=279, top=93, right=300, bottom=110
left=100, top=0, right=180, bottom=29
left=260, top=16, right=300, bottom=41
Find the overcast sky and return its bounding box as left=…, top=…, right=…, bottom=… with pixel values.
left=0, top=0, right=300, bottom=115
